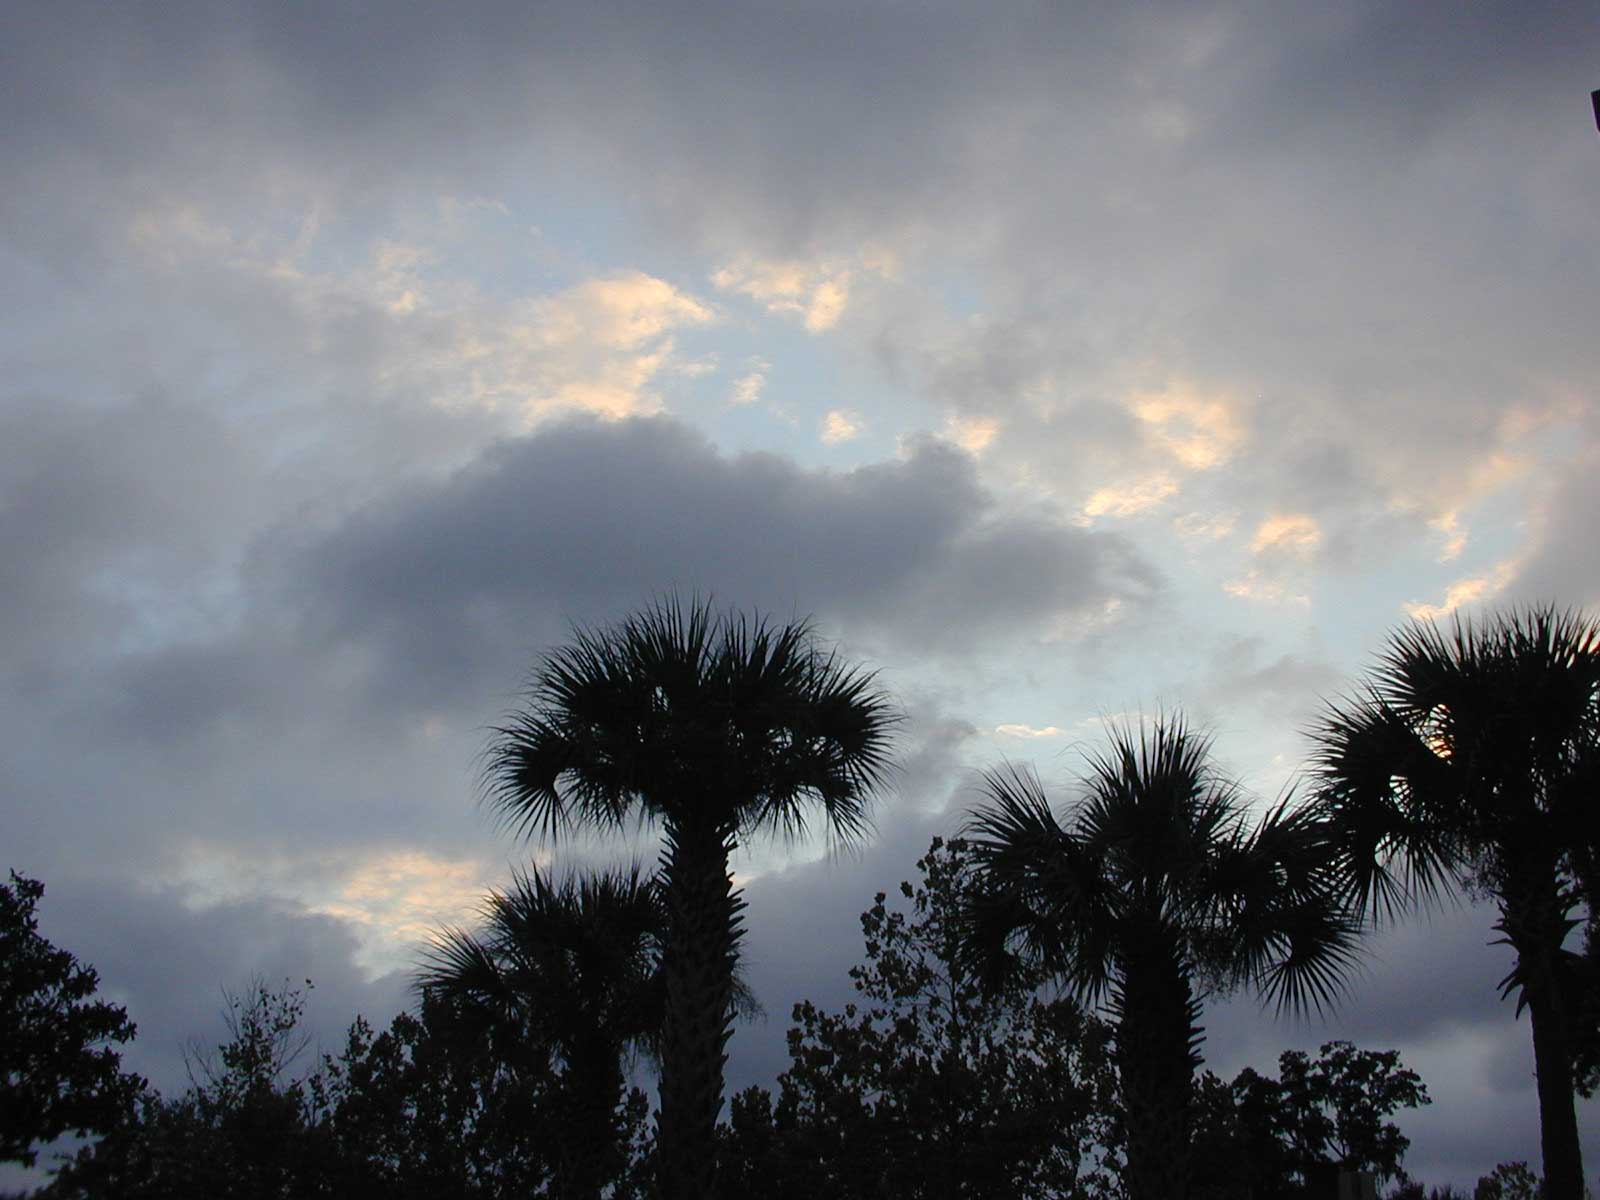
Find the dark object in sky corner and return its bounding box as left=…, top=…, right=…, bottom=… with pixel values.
left=1592, top=89, right=1600, bottom=135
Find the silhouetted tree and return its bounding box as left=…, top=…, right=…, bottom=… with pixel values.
left=963, top=716, right=1360, bottom=1200
left=43, top=979, right=334, bottom=1199
left=1190, top=1041, right=1429, bottom=1198
left=0, top=871, right=143, bottom=1169
left=480, top=597, right=896, bottom=1197
left=419, top=865, right=664, bottom=1200
left=1311, top=606, right=1600, bottom=1200
left=44, top=983, right=632, bottom=1199
left=723, top=838, right=1120, bottom=1200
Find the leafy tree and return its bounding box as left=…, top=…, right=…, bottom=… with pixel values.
left=42, top=978, right=334, bottom=1199
left=1189, top=1066, right=1298, bottom=1199
left=318, top=991, right=652, bottom=1200
left=480, top=597, right=896, bottom=1197
left=721, top=838, right=1120, bottom=1200
left=0, top=871, right=143, bottom=1169
left=1472, top=1161, right=1543, bottom=1200
left=1190, top=1041, right=1430, bottom=1198
left=418, top=865, right=665, bottom=1200
left=1311, top=606, right=1600, bottom=1199
left=963, top=716, right=1361, bottom=1200
left=44, top=983, right=639, bottom=1199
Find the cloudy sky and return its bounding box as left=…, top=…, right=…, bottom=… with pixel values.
left=4, top=0, right=1599, bottom=1187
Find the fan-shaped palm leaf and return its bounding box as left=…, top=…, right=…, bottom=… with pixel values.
left=1310, top=604, right=1600, bottom=1200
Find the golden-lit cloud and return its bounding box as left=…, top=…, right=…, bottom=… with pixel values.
left=1083, top=474, right=1178, bottom=519
left=167, top=841, right=503, bottom=974
left=942, top=414, right=1000, bottom=454
left=311, top=850, right=497, bottom=949
left=450, top=271, right=716, bottom=423
left=711, top=256, right=859, bottom=332
left=731, top=358, right=770, bottom=406
left=1404, top=559, right=1519, bottom=622
left=1250, top=513, right=1322, bottom=557
left=1223, top=570, right=1310, bottom=608
left=1429, top=511, right=1468, bottom=563
left=127, top=204, right=719, bottom=426
left=821, top=408, right=864, bottom=444
left=1129, top=385, right=1245, bottom=471
left=539, top=273, right=713, bottom=349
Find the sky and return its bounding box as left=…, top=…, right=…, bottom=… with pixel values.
left=3, top=0, right=1599, bottom=1188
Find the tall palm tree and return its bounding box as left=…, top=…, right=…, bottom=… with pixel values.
left=963, top=716, right=1359, bottom=1200
left=481, top=597, right=896, bottom=1198
left=1310, top=605, right=1600, bottom=1200
left=419, top=865, right=664, bottom=1200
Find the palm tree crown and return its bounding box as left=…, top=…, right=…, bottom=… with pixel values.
left=481, top=596, right=896, bottom=1199
left=964, top=715, right=1358, bottom=1200
left=1310, top=605, right=1600, bottom=1200
left=482, top=598, right=894, bottom=847
left=419, top=865, right=664, bottom=1200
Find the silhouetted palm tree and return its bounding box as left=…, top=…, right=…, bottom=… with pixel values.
left=963, top=716, right=1358, bottom=1200
left=1311, top=605, right=1600, bottom=1200
left=420, top=865, right=664, bottom=1200
left=481, top=597, right=896, bottom=1198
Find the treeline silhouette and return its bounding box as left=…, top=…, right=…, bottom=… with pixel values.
left=3, top=600, right=1597, bottom=1200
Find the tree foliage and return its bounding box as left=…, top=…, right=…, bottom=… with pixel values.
left=0, top=871, right=143, bottom=1169
left=1190, top=1040, right=1430, bottom=1198
left=721, top=838, right=1120, bottom=1200
left=43, top=981, right=653, bottom=1199
left=418, top=865, right=665, bottom=1200
left=962, top=716, right=1360, bottom=1200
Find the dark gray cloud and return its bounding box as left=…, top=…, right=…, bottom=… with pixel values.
left=2, top=407, right=1153, bottom=901
left=276, top=415, right=1158, bottom=713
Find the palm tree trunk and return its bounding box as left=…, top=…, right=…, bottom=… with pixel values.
left=560, top=1040, right=626, bottom=1200
left=655, top=818, right=740, bottom=1200
left=1500, top=880, right=1586, bottom=1200
left=1115, top=946, right=1201, bottom=1200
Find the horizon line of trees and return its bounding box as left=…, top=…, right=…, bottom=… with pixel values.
left=4, top=598, right=1599, bottom=1199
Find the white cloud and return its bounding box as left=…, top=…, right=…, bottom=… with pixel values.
left=1429, top=511, right=1468, bottom=563
left=1249, top=513, right=1322, bottom=557
left=711, top=256, right=860, bottom=332
left=731, top=358, right=769, bottom=405
left=1083, top=475, right=1179, bottom=519
left=821, top=408, right=864, bottom=444
left=1130, top=385, right=1245, bottom=472
left=942, top=414, right=1000, bottom=454
left=995, top=723, right=1062, bottom=739
left=1223, top=570, right=1311, bottom=608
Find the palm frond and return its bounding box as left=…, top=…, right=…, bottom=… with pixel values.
left=961, top=763, right=1121, bottom=1003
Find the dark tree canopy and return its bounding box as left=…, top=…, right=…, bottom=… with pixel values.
left=0, top=871, right=143, bottom=1169
left=721, top=838, right=1120, bottom=1200
left=43, top=980, right=653, bottom=1200
left=962, top=716, right=1360, bottom=1200
left=1190, top=1040, right=1430, bottom=1199
left=418, top=865, right=667, bottom=1200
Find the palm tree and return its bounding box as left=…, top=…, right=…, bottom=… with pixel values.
left=1310, top=605, right=1600, bottom=1200
left=420, top=865, right=664, bottom=1200
left=480, top=597, right=896, bottom=1198
left=963, top=716, right=1359, bottom=1200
